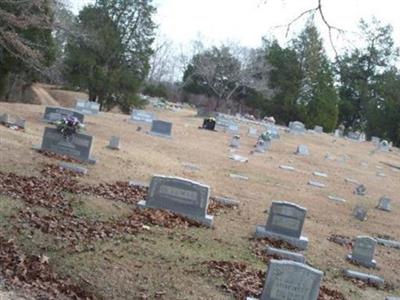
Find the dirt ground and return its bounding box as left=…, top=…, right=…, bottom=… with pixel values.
left=0, top=100, right=400, bottom=299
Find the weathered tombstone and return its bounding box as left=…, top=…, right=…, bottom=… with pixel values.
left=353, top=204, right=368, bottom=221
left=255, top=201, right=308, bottom=250
left=371, top=136, right=380, bottom=146
left=36, top=127, right=96, bottom=163
left=347, top=131, right=361, bottom=141
left=248, top=127, right=258, bottom=137
left=108, top=136, right=121, bottom=150
left=230, top=135, right=240, bottom=148
left=255, top=139, right=270, bottom=153
left=265, top=123, right=280, bottom=139
left=138, top=175, right=213, bottom=226
left=314, top=125, right=323, bottom=133
left=130, top=110, right=155, bottom=124
left=257, top=260, right=323, bottom=300
left=379, top=140, right=390, bottom=152
left=347, top=236, right=377, bottom=268
left=75, top=99, right=100, bottom=115
left=354, top=184, right=367, bottom=196
left=289, top=121, right=306, bottom=134
left=43, top=106, right=85, bottom=124
left=295, top=144, right=309, bottom=156
left=149, top=120, right=172, bottom=138
left=343, top=270, right=384, bottom=286
left=377, top=196, right=391, bottom=212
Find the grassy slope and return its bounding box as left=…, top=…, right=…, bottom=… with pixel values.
left=0, top=101, right=400, bottom=299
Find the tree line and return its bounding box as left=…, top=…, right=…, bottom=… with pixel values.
left=0, top=1, right=399, bottom=145
left=182, top=18, right=400, bottom=146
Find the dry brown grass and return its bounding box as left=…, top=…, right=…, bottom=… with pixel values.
left=1, top=100, right=400, bottom=299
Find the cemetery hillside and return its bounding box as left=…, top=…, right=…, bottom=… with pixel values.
left=1, top=1, right=400, bottom=300
left=1, top=90, right=400, bottom=299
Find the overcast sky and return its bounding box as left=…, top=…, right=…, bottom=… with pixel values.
left=69, top=0, right=400, bottom=56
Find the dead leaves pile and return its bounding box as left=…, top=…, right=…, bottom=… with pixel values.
left=206, top=260, right=347, bottom=300
left=0, top=235, right=97, bottom=300
left=250, top=237, right=299, bottom=262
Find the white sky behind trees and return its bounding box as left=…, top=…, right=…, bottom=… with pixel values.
left=69, top=0, right=400, bottom=58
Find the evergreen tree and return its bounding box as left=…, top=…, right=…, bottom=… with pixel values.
left=337, top=18, right=398, bottom=132
left=264, top=40, right=302, bottom=124
left=64, top=0, right=156, bottom=112
left=293, top=22, right=339, bottom=131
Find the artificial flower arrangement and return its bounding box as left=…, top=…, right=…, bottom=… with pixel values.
left=55, top=115, right=84, bottom=138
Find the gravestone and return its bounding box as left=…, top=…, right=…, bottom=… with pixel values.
left=108, top=136, right=121, bottom=150
left=295, top=144, right=309, bottom=156
left=43, top=107, right=85, bottom=124
left=255, top=140, right=270, bottom=153
left=308, top=181, right=325, bottom=188
left=149, top=120, right=172, bottom=138
left=138, top=175, right=213, bottom=226
left=354, top=184, right=366, bottom=196
left=343, top=270, right=384, bottom=286
left=353, top=205, right=368, bottom=221
left=230, top=135, right=240, bottom=148
left=0, top=113, right=8, bottom=124
left=75, top=99, right=100, bottom=115
left=255, top=201, right=308, bottom=250
left=377, top=196, right=391, bottom=212
left=347, top=131, right=361, bottom=141
left=347, top=236, right=377, bottom=268
left=289, top=121, right=306, bottom=134
left=371, top=136, right=380, bottom=146
left=130, top=110, right=155, bottom=124
left=202, top=118, right=216, bottom=130
left=215, top=115, right=239, bottom=133
left=379, top=140, right=390, bottom=152
left=314, top=125, right=323, bottom=133
left=265, top=123, right=280, bottom=139
left=37, top=127, right=96, bottom=163
left=248, top=127, right=258, bottom=137
left=14, top=117, right=25, bottom=129
left=258, top=260, right=323, bottom=300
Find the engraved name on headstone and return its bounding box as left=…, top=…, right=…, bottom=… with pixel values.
left=255, top=201, right=308, bottom=250
left=138, top=175, right=213, bottom=226
left=39, top=127, right=95, bottom=163
left=259, top=260, right=323, bottom=300
left=149, top=120, right=172, bottom=138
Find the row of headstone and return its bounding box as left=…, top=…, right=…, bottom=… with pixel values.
left=215, top=114, right=240, bottom=133
left=130, top=110, right=172, bottom=138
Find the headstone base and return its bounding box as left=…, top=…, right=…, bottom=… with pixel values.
left=32, top=145, right=97, bottom=164
left=137, top=200, right=214, bottom=227
left=255, top=225, right=309, bottom=250
left=347, top=254, right=377, bottom=268
left=148, top=131, right=172, bottom=139
left=265, top=246, right=306, bottom=263
left=343, top=269, right=384, bottom=286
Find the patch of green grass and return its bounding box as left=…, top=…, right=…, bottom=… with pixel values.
left=0, top=196, right=23, bottom=227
